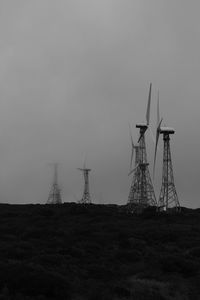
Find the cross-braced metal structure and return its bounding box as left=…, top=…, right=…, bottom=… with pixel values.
left=158, top=128, right=180, bottom=211
left=127, top=84, right=157, bottom=213
left=135, top=125, right=157, bottom=211
left=78, top=167, right=92, bottom=204
left=47, top=163, right=62, bottom=204
left=127, top=144, right=140, bottom=212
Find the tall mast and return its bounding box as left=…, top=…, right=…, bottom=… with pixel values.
left=158, top=129, right=180, bottom=211
left=153, top=96, right=180, bottom=212
left=128, top=84, right=156, bottom=213
left=47, top=163, right=62, bottom=204
left=78, top=167, right=92, bottom=204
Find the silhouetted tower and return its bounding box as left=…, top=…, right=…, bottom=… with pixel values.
left=154, top=97, right=180, bottom=211
left=78, top=167, right=92, bottom=204
left=158, top=128, right=180, bottom=211
left=130, top=84, right=157, bottom=212
left=47, top=163, right=62, bottom=204
left=127, top=144, right=140, bottom=209
left=127, top=125, right=140, bottom=211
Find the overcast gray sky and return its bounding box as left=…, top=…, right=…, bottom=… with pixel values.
left=0, top=0, right=199, bottom=207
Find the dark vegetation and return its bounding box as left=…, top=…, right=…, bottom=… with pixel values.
left=0, top=203, right=199, bottom=299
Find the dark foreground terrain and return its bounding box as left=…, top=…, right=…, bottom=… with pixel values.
left=0, top=203, right=199, bottom=299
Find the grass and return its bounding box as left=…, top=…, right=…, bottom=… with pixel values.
left=0, top=203, right=198, bottom=299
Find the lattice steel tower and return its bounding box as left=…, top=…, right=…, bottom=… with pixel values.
left=158, top=128, right=180, bottom=211
left=129, top=84, right=157, bottom=212
left=136, top=125, right=157, bottom=209
left=127, top=144, right=141, bottom=211
left=154, top=97, right=180, bottom=212
left=78, top=167, right=92, bottom=204
left=47, top=163, right=62, bottom=204
left=127, top=124, right=140, bottom=211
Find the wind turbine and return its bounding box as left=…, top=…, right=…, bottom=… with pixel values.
left=137, top=83, right=152, bottom=159
left=127, top=125, right=141, bottom=212
left=78, top=159, right=92, bottom=204
left=47, top=163, right=62, bottom=204
left=128, top=84, right=157, bottom=213
left=153, top=97, right=180, bottom=212
left=128, top=123, right=140, bottom=175
left=153, top=91, right=163, bottom=178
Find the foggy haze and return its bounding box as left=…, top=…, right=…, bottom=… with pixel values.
left=0, top=0, right=199, bottom=207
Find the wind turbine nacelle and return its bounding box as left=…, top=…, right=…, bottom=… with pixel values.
left=136, top=123, right=148, bottom=129
left=160, top=127, right=175, bottom=134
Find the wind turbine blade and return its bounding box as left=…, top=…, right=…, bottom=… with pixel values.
left=138, top=133, right=142, bottom=143
left=153, top=133, right=159, bottom=179
left=153, top=119, right=163, bottom=178
left=157, top=91, right=160, bottom=126
left=128, top=164, right=139, bottom=176
left=129, top=148, right=134, bottom=172
left=128, top=123, right=134, bottom=147
left=146, top=83, right=152, bottom=126
left=128, top=123, right=135, bottom=171
left=149, top=127, right=155, bottom=144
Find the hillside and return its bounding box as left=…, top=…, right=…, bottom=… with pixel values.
left=0, top=203, right=199, bottom=299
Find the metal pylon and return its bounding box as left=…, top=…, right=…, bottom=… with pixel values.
left=78, top=168, right=92, bottom=204
left=127, top=83, right=156, bottom=212
left=133, top=125, right=157, bottom=212
left=158, top=132, right=180, bottom=211
left=138, top=132, right=157, bottom=207
left=127, top=145, right=140, bottom=212
left=47, top=163, right=62, bottom=204
left=128, top=127, right=157, bottom=213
